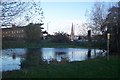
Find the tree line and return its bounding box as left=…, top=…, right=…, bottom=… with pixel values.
left=89, top=1, right=120, bottom=53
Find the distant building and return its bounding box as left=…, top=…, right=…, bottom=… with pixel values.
left=69, top=23, right=87, bottom=41
left=2, top=25, right=25, bottom=40
left=70, top=23, right=75, bottom=41
left=2, top=24, right=45, bottom=41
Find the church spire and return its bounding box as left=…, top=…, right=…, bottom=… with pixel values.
left=71, top=23, right=74, bottom=41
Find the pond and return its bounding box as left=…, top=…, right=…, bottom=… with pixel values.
left=0, top=48, right=106, bottom=71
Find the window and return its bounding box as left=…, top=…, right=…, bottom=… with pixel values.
left=17, top=30, right=19, bottom=33
left=21, top=30, right=24, bottom=32
left=21, top=35, right=23, bottom=37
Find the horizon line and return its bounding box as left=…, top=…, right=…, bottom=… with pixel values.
left=1, top=0, right=119, bottom=2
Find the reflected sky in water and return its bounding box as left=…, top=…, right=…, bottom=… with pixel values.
left=1, top=48, right=106, bottom=71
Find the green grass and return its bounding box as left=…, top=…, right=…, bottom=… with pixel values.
left=2, top=55, right=120, bottom=78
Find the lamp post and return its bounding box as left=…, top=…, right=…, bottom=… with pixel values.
left=106, top=21, right=110, bottom=60
left=47, top=21, right=51, bottom=33
left=107, top=33, right=110, bottom=60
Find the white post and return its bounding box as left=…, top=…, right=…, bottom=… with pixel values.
left=107, top=33, right=110, bottom=60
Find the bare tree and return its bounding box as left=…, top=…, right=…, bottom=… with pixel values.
left=0, top=0, right=44, bottom=27
left=78, top=23, right=89, bottom=36
left=89, top=2, right=108, bottom=35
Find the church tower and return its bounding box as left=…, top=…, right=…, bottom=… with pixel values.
left=71, top=23, right=74, bottom=41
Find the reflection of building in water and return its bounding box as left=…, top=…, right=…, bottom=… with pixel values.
left=55, top=51, right=68, bottom=62
left=69, top=49, right=88, bottom=61
left=72, top=52, right=73, bottom=59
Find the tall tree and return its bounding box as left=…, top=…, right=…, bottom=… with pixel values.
left=104, top=1, right=120, bottom=53
left=0, top=0, right=44, bottom=27
left=25, top=23, right=43, bottom=43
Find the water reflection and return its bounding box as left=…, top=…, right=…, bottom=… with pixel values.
left=1, top=48, right=26, bottom=71
left=12, top=53, right=16, bottom=60
left=87, top=49, right=91, bottom=59
left=1, top=48, right=107, bottom=71
left=55, top=49, right=68, bottom=61
left=55, top=51, right=69, bottom=64
left=21, top=48, right=42, bottom=68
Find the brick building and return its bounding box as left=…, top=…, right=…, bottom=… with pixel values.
left=2, top=25, right=25, bottom=40
left=2, top=24, right=46, bottom=41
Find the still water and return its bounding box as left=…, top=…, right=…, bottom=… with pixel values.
left=0, top=48, right=106, bottom=71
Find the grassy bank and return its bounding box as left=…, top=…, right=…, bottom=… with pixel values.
left=2, top=40, right=106, bottom=49
left=2, top=55, right=119, bottom=79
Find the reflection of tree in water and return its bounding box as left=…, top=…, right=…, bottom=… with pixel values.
left=21, top=48, right=42, bottom=68
left=12, top=52, right=16, bottom=60
left=87, top=49, right=91, bottom=59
